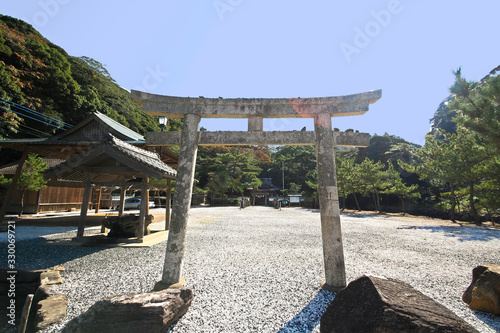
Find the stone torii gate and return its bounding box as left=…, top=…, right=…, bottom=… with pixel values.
left=132, top=89, right=382, bottom=292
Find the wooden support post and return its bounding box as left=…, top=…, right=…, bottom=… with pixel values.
left=314, top=113, right=346, bottom=291
left=77, top=173, right=92, bottom=239
left=156, top=113, right=200, bottom=289
left=35, top=189, right=42, bottom=214
left=146, top=186, right=150, bottom=216
left=0, top=147, right=29, bottom=221
left=137, top=176, right=148, bottom=240
left=119, top=187, right=126, bottom=216
left=18, top=294, right=34, bottom=333
left=165, top=179, right=171, bottom=230
left=155, top=190, right=160, bottom=208
left=95, top=187, right=102, bottom=213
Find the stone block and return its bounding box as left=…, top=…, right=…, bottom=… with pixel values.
left=34, top=293, right=67, bottom=331
left=0, top=269, right=67, bottom=331
left=104, top=214, right=154, bottom=238
left=62, top=288, right=193, bottom=333
left=463, top=265, right=500, bottom=315
left=40, top=270, right=63, bottom=286
left=320, top=275, right=478, bottom=333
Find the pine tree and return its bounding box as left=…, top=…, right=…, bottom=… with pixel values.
left=383, top=163, right=420, bottom=215
left=402, top=133, right=463, bottom=222
left=449, top=66, right=500, bottom=151
left=451, top=129, right=494, bottom=225
left=200, top=147, right=262, bottom=198
left=355, top=158, right=387, bottom=213
left=336, top=155, right=362, bottom=211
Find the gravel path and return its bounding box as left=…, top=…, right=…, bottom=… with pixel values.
left=2, top=206, right=499, bottom=332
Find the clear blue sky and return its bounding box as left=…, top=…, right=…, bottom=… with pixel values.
left=3, top=1, right=499, bottom=145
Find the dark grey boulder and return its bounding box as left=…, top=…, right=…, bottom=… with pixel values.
left=320, top=275, right=478, bottom=333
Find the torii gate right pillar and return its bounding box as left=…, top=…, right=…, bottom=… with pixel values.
left=315, top=114, right=346, bottom=291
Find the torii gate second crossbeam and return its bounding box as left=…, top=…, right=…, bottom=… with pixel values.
left=132, top=89, right=382, bottom=292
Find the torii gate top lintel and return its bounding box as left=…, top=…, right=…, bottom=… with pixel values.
left=131, top=89, right=382, bottom=119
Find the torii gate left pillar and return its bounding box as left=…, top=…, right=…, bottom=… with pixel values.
left=154, top=114, right=200, bottom=290
left=133, top=89, right=382, bottom=292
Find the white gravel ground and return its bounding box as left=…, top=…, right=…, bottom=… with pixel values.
left=2, top=206, right=499, bottom=332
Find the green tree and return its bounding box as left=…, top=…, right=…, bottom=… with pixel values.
left=404, top=128, right=494, bottom=224
left=268, top=145, right=317, bottom=196
left=304, top=169, right=318, bottom=199
left=383, top=163, right=420, bottom=215
left=450, top=129, right=494, bottom=225
left=0, top=154, right=48, bottom=216
left=336, top=154, right=362, bottom=211
left=477, top=180, right=500, bottom=225
left=355, top=158, right=387, bottom=213
left=283, top=182, right=302, bottom=196
left=403, top=132, right=462, bottom=221
left=427, top=96, right=459, bottom=139
left=69, top=56, right=160, bottom=134
left=356, top=134, right=408, bottom=165
left=0, top=109, right=21, bottom=139
left=200, top=147, right=262, bottom=198
left=449, top=66, right=500, bottom=150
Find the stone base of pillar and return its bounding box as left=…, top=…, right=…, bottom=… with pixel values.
left=153, top=278, right=186, bottom=291
left=321, top=280, right=347, bottom=293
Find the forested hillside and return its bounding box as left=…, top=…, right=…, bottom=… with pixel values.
left=0, top=15, right=161, bottom=140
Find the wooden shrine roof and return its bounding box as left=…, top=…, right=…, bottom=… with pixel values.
left=0, top=111, right=179, bottom=166
left=44, top=134, right=176, bottom=184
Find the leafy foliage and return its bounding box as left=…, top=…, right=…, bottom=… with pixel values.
left=382, top=163, right=420, bottom=215
left=0, top=154, right=48, bottom=215
left=197, top=146, right=262, bottom=198
left=263, top=145, right=318, bottom=196
left=0, top=15, right=160, bottom=141
left=336, top=154, right=362, bottom=210
left=354, top=158, right=387, bottom=213
left=449, top=66, right=500, bottom=150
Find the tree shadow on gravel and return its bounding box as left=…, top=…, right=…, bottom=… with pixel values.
left=472, top=310, right=500, bottom=332
left=0, top=237, right=106, bottom=270
left=397, top=225, right=500, bottom=242
left=278, top=289, right=335, bottom=333
left=298, top=208, right=321, bottom=214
